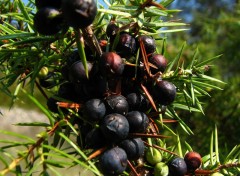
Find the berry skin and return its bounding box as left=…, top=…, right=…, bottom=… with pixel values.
left=100, top=113, right=129, bottom=143
left=168, top=157, right=187, bottom=176
left=61, top=0, right=97, bottom=29
left=84, top=128, right=106, bottom=149
left=116, top=33, right=136, bottom=58
left=149, top=54, right=168, bottom=73
left=105, top=95, right=129, bottom=116
left=83, top=98, right=106, bottom=122
left=119, top=138, right=145, bottom=160
left=106, top=21, right=119, bottom=41
left=35, top=0, right=62, bottom=9
left=151, top=80, right=177, bottom=105
left=126, top=111, right=149, bottom=133
left=145, top=148, right=162, bottom=165
left=99, top=147, right=128, bottom=175
left=126, top=92, right=150, bottom=112
left=33, top=7, right=63, bottom=35
left=99, top=52, right=125, bottom=77
left=139, top=35, right=156, bottom=54
left=154, top=162, right=169, bottom=176
left=184, top=151, right=202, bottom=172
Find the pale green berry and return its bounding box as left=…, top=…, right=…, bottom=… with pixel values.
left=145, top=148, right=162, bottom=165
left=154, top=162, right=169, bottom=176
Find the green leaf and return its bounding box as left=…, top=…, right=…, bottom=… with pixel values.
left=195, top=54, right=223, bottom=67
left=143, top=22, right=187, bottom=28
left=0, top=130, right=35, bottom=143
left=14, top=122, right=50, bottom=127
left=16, top=0, right=31, bottom=22
left=98, top=9, right=131, bottom=17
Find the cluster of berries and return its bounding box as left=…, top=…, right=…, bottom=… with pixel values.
left=33, top=0, right=97, bottom=35
left=33, top=0, right=199, bottom=175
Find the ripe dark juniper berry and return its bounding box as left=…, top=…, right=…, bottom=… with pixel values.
left=184, top=151, right=202, bottom=172
left=105, top=95, right=129, bottom=116
left=106, top=21, right=119, bottom=42
left=99, top=147, right=128, bottom=175
left=139, top=35, right=156, bottom=54
left=61, top=0, right=97, bottom=29
left=83, top=98, right=106, bottom=122
left=119, top=138, right=145, bottom=160
left=100, top=113, right=129, bottom=143
left=126, top=111, right=149, bottom=133
left=84, top=128, right=107, bottom=149
left=151, top=80, right=177, bottom=105
left=126, top=92, right=150, bottom=112
left=116, top=33, right=137, bottom=58
left=169, top=157, right=188, bottom=176
left=149, top=54, right=168, bottom=73
left=33, top=7, right=63, bottom=35
left=99, top=52, right=125, bottom=77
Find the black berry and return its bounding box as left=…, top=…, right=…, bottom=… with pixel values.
left=126, top=111, right=149, bottom=133
left=139, top=35, right=156, bottom=54
left=149, top=54, right=168, bottom=73
left=35, top=0, right=62, bottom=9
left=169, top=157, right=187, bottom=176
left=116, top=33, right=136, bottom=58
left=105, top=95, right=129, bottom=116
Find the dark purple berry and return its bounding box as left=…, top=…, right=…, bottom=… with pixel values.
left=58, top=82, right=78, bottom=102
left=106, top=21, right=119, bottom=41
left=99, top=147, right=128, bottom=175
left=151, top=80, right=176, bottom=105
left=149, top=54, right=168, bottom=73
left=119, top=138, right=145, bottom=160
left=184, top=151, right=202, bottom=172
left=47, top=97, right=58, bottom=113
left=33, top=7, right=63, bottom=35
left=139, top=35, right=156, bottom=54
left=169, top=157, right=187, bottom=176
left=126, top=92, right=150, bottom=111
left=68, top=61, right=96, bottom=83
left=99, top=52, right=125, bottom=77
left=61, top=0, right=97, bottom=29
left=100, top=113, right=129, bottom=142
left=105, top=95, right=129, bottom=116
left=126, top=111, right=149, bottom=133
left=35, top=0, right=62, bottom=9
left=116, top=33, right=136, bottom=58
left=83, top=99, right=106, bottom=122
left=84, top=128, right=106, bottom=149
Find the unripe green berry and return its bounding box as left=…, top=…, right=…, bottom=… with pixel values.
left=211, top=172, right=224, bottom=176
left=38, top=67, right=49, bottom=79
left=154, top=162, right=169, bottom=176
left=145, top=148, right=162, bottom=165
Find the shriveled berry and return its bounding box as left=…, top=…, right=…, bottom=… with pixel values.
left=33, top=7, right=63, bottom=35
left=126, top=111, right=149, bottom=133
left=116, top=33, right=136, bottom=58
left=149, top=54, right=168, bottom=73
left=152, top=80, right=176, bottom=105
left=139, top=35, right=156, bottom=54
left=154, top=162, right=169, bottom=176
left=105, top=95, right=129, bottom=116
left=84, top=128, right=106, bottom=149
left=119, top=138, right=145, bottom=160
left=126, top=92, right=150, bottom=111
left=100, top=113, right=129, bottom=143
left=99, top=147, right=128, bottom=175
left=35, top=0, right=62, bottom=9
left=83, top=98, right=106, bottom=122
left=184, top=151, right=202, bottom=172
left=169, top=157, right=187, bottom=176
left=61, top=0, right=97, bottom=29
left=99, top=52, right=125, bottom=77
left=145, top=148, right=162, bottom=165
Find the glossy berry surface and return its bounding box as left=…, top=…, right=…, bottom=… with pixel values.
left=106, top=21, right=119, bottom=41
left=83, top=98, right=106, bottom=122
left=61, top=0, right=97, bottom=29
left=126, top=111, right=149, bottom=133
left=99, top=52, right=125, bottom=77
left=33, top=7, right=63, bottom=35
left=169, top=157, right=187, bottom=176
left=149, top=54, right=168, bottom=73
left=152, top=80, right=176, bottom=105
left=184, top=151, right=202, bottom=172
left=105, top=95, right=129, bottom=116
left=99, top=147, right=128, bottom=175
left=126, top=92, right=150, bottom=112
left=100, top=113, right=129, bottom=143
left=119, top=138, right=145, bottom=160
left=116, top=33, right=136, bottom=58
left=68, top=61, right=95, bottom=83
left=139, top=35, right=156, bottom=54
